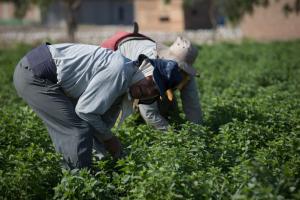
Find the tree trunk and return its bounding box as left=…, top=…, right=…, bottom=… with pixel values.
left=64, top=0, right=81, bottom=42
left=208, top=0, right=217, bottom=41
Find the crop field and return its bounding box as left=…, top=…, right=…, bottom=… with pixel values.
left=0, top=41, right=300, bottom=199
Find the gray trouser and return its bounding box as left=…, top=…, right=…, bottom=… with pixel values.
left=13, top=57, right=105, bottom=169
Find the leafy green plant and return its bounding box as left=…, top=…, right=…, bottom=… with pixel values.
left=1, top=40, right=300, bottom=199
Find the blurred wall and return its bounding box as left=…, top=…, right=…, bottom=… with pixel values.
left=134, top=0, right=213, bottom=32
left=184, top=0, right=212, bottom=29
left=44, top=0, right=133, bottom=26
left=134, top=0, right=185, bottom=32
left=240, top=0, right=300, bottom=41
left=78, top=0, right=133, bottom=25
left=0, top=2, right=40, bottom=23
left=0, top=2, right=15, bottom=20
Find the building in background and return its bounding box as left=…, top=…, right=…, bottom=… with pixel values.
left=0, top=0, right=212, bottom=30
left=239, top=0, right=300, bottom=41
left=0, top=0, right=299, bottom=41
left=44, top=0, right=133, bottom=26
left=134, top=0, right=213, bottom=31
left=45, top=0, right=212, bottom=30
left=79, top=0, right=133, bottom=25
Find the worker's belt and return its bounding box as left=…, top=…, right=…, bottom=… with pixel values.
left=25, top=43, right=58, bottom=83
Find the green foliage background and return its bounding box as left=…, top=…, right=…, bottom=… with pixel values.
left=0, top=41, right=299, bottom=199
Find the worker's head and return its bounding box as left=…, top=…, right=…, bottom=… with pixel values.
left=129, top=75, right=158, bottom=100
left=154, top=37, right=199, bottom=101
left=157, top=36, right=198, bottom=77
left=129, top=55, right=183, bottom=101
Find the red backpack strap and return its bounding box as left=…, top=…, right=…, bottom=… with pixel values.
left=101, top=31, right=129, bottom=50
left=100, top=31, right=155, bottom=51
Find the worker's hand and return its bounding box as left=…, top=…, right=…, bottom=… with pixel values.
left=103, top=135, right=122, bottom=159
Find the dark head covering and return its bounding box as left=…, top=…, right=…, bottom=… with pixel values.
left=150, top=58, right=183, bottom=98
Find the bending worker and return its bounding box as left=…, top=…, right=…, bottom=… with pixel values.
left=13, top=43, right=183, bottom=169
left=101, top=26, right=203, bottom=131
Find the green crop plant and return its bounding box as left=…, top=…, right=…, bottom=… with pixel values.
left=0, top=40, right=299, bottom=199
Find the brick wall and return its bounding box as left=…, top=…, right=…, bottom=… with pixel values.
left=134, top=0, right=185, bottom=32
left=240, top=0, right=300, bottom=41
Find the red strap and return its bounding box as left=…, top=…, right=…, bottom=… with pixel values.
left=100, top=31, right=154, bottom=50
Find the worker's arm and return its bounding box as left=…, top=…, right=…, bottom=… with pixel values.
left=180, top=76, right=203, bottom=124
left=138, top=101, right=169, bottom=131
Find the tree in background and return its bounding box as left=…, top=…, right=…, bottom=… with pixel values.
left=0, top=0, right=81, bottom=42
left=63, top=0, right=81, bottom=42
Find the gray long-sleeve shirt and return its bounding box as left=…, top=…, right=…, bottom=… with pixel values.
left=48, top=43, right=137, bottom=140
